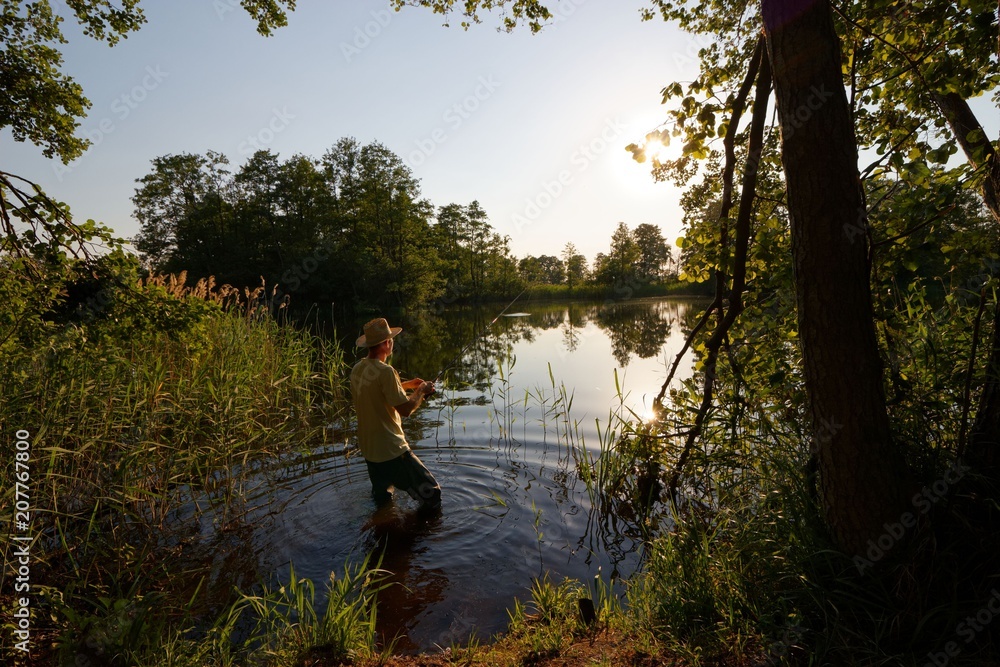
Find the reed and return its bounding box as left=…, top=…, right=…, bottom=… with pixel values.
left=228, top=555, right=390, bottom=666
left=110, top=555, right=389, bottom=667
left=0, top=273, right=351, bottom=663
left=487, top=349, right=518, bottom=443
left=505, top=574, right=588, bottom=658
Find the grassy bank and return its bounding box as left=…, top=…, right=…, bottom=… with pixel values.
left=521, top=279, right=713, bottom=303
left=4, top=256, right=997, bottom=666
left=0, top=267, right=352, bottom=664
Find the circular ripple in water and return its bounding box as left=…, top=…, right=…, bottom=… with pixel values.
left=253, top=425, right=643, bottom=652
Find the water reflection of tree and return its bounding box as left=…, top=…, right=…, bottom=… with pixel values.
left=561, top=303, right=590, bottom=353
left=388, top=306, right=539, bottom=391
left=329, top=298, right=703, bottom=639
left=595, top=301, right=673, bottom=367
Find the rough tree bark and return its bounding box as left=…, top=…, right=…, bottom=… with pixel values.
left=761, top=0, right=912, bottom=556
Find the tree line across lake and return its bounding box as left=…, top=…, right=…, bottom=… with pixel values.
left=132, top=138, right=681, bottom=312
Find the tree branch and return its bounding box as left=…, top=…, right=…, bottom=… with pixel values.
left=654, top=37, right=765, bottom=410
left=667, top=48, right=773, bottom=502
left=959, top=288, right=988, bottom=459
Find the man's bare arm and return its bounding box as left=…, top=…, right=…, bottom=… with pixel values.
left=394, top=381, right=434, bottom=418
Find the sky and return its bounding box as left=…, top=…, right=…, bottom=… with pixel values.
left=6, top=0, right=702, bottom=263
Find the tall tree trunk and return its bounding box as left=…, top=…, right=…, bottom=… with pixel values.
left=761, top=0, right=911, bottom=556
left=934, top=91, right=1000, bottom=481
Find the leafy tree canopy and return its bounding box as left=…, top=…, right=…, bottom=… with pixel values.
left=390, top=0, right=551, bottom=32
left=2, top=0, right=296, bottom=164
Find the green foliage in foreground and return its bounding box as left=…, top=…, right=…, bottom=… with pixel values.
left=138, top=556, right=388, bottom=667
left=0, top=246, right=353, bottom=664
left=3, top=216, right=997, bottom=666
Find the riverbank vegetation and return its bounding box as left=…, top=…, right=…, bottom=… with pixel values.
left=0, top=221, right=353, bottom=663
left=5, top=0, right=1000, bottom=665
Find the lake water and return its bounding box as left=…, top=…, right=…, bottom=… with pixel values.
left=249, top=297, right=701, bottom=651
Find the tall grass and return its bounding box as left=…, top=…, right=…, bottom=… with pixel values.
left=223, top=555, right=390, bottom=666
left=110, top=555, right=388, bottom=667
left=0, top=274, right=352, bottom=663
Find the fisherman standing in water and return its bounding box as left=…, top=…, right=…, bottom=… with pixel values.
left=350, top=317, right=441, bottom=512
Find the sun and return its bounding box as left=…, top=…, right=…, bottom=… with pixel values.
left=615, top=127, right=680, bottom=190
left=644, top=137, right=674, bottom=165
left=623, top=126, right=678, bottom=170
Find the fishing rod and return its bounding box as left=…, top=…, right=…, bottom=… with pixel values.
left=428, top=287, right=527, bottom=393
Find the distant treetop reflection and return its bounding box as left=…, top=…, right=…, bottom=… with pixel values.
left=346, top=298, right=685, bottom=393
left=594, top=300, right=675, bottom=367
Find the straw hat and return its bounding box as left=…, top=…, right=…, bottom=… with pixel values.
left=356, top=317, right=402, bottom=348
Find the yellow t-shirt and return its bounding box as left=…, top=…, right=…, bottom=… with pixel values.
left=350, top=358, right=411, bottom=463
